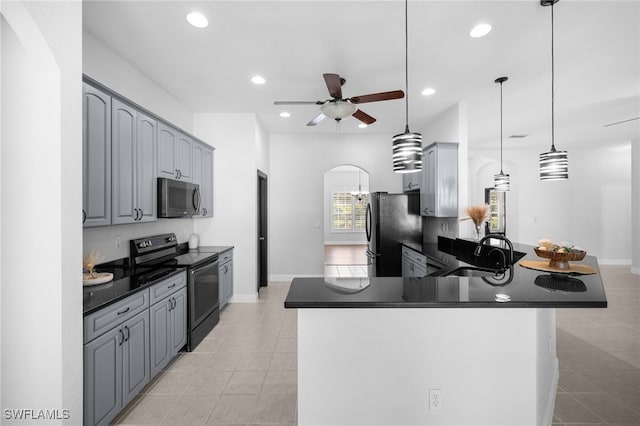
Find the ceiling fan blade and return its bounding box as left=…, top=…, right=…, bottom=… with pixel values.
left=352, top=109, right=376, bottom=125
left=323, top=73, right=343, bottom=99
left=349, top=90, right=405, bottom=104
left=603, top=116, right=640, bottom=127
left=307, top=113, right=326, bottom=126
left=274, top=101, right=321, bottom=105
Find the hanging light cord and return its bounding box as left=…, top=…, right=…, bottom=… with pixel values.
left=404, top=0, right=409, bottom=133
left=550, top=2, right=556, bottom=152
left=499, top=80, right=504, bottom=173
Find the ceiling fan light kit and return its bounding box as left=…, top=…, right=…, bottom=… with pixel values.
left=539, top=0, right=569, bottom=181
left=274, top=73, right=403, bottom=127
left=392, top=0, right=422, bottom=174
left=494, top=76, right=510, bottom=191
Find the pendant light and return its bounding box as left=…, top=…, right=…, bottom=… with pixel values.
left=392, top=0, right=422, bottom=174
left=539, top=0, right=568, bottom=181
left=494, top=76, right=510, bottom=191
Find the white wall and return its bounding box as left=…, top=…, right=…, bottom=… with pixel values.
left=270, top=134, right=402, bottom=280
left=1, top=2, right=82, bottom=423
left=469, top=143, right=633, bottom=263
left=83, top=31, right=194, bottom=133
left=194, top=113, right=268, bottom=302
left=323, top=167, right=369, bottom=244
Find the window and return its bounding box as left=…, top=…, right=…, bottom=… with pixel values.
left=332, top=191, right=368, bottom=232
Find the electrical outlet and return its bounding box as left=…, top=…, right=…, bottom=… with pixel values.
left=114, top=236, right=121, bottom=248
left=429, top=389, right=442, bottom=410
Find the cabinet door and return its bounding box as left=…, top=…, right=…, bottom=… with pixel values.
left=171, top=288, right=188, bottom=354
left=157, top=123, right=177, bottom=179
left=191, top=142, right=204, bottom=216
left=122, top=310, right=150, bottom=407
left=150, top=298, right=171, bottom=378
left=175, top=132, right=192, bottom=181
left=201, top=147, right=214, bottom=217
left=111, top=99, right=137, bottom=224
left=84, top=327, right=122, bottom=426
left=401, top=256, right=412, bottom=277
left=136, top=112, right=157, bottom=222
left=83, top=84, right=111, bottom=227
left=421, top=146, right=437, bottom=216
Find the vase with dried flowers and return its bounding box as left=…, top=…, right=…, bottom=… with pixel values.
left=460, top=204, right=490, bottom=241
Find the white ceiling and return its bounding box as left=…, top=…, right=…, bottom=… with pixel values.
left=83, top=1, right=640, bottom=151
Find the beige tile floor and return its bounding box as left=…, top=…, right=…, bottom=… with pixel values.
left=113, top=265, right=639, bottom=425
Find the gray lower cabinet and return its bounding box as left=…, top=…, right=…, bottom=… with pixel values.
left=192, top=141, right=214, bottom=218
left=84, top=295, right=150, bottom=426
left=111, top=99, right=157, bottom=224
left=82, top=83, right=111, bottom=227
left=402, top=247, right=427, bottom=278
left=150, top=273, right=187, bottom=377
left=420, top=142, right=458, bottom=217
left=219, top=250, right=234, bottom=309
left=158, top=122, right=192, bottom=181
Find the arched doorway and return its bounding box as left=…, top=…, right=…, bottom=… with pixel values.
left=323, top=165, right=369, bottom=277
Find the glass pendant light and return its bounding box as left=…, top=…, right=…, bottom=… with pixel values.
left=539, top=0, right=568, bottom=181
left=392, top=0, right=422, bottom=174
left=494, top=76, right=510, bottom=191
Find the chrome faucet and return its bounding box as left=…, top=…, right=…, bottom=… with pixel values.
left=474, top=234, right=514, bottom=269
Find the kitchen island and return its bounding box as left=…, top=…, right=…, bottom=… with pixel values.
left=284, top=243, right=607, bottom=426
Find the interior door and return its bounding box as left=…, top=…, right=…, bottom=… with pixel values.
left=257, top=170, right=268, bottom=291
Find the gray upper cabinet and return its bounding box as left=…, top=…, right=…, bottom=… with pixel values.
left=111, top=99, right=157, bottom=225
left=402, top=171, right=421, bottom=193
left=83, top=83, right=111, bottom=227
left=420, top=142, right=458, bottom=217
left=192, top=141, right=214, bottom=218
left=158, top=123, right=192, bottom=182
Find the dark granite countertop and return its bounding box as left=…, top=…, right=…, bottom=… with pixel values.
left=285, top=241, right=608, bottom=309
left=83, top=245, right=233, bottom=316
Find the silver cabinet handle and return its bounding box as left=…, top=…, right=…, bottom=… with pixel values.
left=124, top=325, right=130, bottom=342
left=118, top=329, right=125, bottom=346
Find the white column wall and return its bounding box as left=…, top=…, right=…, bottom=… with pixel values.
left=1, top=2, right=82, bottom=423
left=632, top=139, right=640, bottom=274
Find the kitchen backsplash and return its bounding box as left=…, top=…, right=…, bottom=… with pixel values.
left=83, top=219, right=195, bottom=263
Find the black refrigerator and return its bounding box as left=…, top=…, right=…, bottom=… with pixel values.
left=365, top=192, right=423, bottom=277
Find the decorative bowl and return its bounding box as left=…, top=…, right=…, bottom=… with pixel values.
left=534, top=247, right=587, bottom=270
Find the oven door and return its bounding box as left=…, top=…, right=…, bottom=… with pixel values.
left=189, top=259, right=219, bottom=331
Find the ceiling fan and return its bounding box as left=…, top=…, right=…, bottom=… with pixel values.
left=274, top=73, right=404, bottom=126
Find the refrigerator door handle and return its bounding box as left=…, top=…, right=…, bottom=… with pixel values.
left=365, top=202, right=372, bottom=242
left=365, top=249, right=380, bottom=258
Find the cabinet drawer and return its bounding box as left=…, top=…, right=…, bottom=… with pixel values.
left=219, top=250, right=233, bottom=264
left=402, top=247, right=427, bottom=266
left=149, top=272, right=187, bottom=305
left=84, top=290, right=149, bottom=344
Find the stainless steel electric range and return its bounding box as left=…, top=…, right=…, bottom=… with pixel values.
left=129, top=233, right=220, bottom=351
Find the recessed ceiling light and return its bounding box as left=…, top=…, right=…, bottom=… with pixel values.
left=251, top=75, right=266, bottom=85
left=421, top=87, right=436, bottom=96
left=469, top=23, right=492, bottom=38
left=358, top=123, right=368, bottom=129
left=279, top=112, right=290, bottom=118
left=186, top=12, right=208, bottom=28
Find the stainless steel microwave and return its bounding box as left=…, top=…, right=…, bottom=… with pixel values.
left=157, top=178, right=201, bottom=218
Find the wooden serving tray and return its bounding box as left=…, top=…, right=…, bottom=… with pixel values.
left=519, top=260, right=596, bottom=275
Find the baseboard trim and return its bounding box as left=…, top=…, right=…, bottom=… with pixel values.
left=229, top=293, right=259, bottom=303
left=543, top=358, right=560, bottom=426
left=270, top=274, right=323, bottom=282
